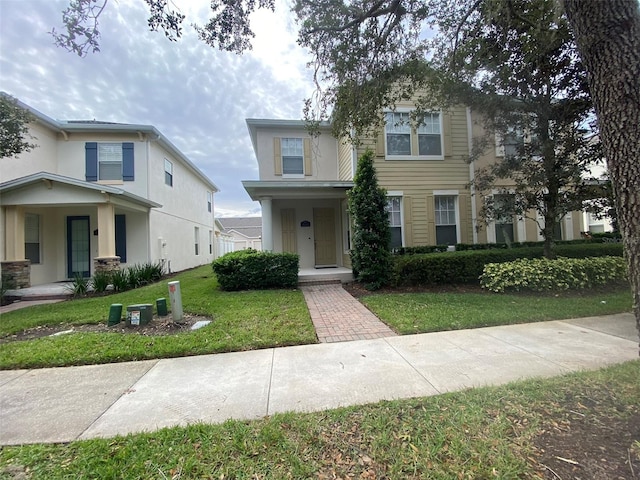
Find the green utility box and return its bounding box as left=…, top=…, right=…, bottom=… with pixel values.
left=126, top=304, right=153, bottom=327
left=156, top=298, right=168, bottom=316
left=108, top=304, right=123, bottom=326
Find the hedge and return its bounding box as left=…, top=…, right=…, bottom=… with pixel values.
left=480, top=256, right=628, bottom=293
left=391, top=243, right=623, bottom=287
left=212, top=249, right=299, bottom=291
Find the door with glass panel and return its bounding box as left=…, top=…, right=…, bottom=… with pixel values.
left=67, top=216, right=90, bottom=278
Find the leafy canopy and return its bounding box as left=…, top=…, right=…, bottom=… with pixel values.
left=0, top=94, right=36, bottom=159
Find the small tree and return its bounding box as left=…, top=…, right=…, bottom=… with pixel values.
left=348, top=149, right=392, bottom=290
left=1, top=94, right=36, bottom=159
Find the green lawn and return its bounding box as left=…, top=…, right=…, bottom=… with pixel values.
left=1, top=360, right=638, bottom=479
left=0, top=266, right=317, bottom=370
left=361, top=288, right=632, bottom=334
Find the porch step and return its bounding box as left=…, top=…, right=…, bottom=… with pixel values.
left=298, top=279, right=343, bottom=287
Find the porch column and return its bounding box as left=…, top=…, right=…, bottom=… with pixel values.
left=94, top=202, right=120, bottom=273
left=2, top=205, right=30, bottom=288
left=261, top=197, right=273, bottom=251
left=4, top=205, right=26, bottom=260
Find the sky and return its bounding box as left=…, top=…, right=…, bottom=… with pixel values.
left=0, top=0, right=315, bottom=217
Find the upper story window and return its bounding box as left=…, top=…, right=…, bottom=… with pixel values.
left=164, top=159, right=173, bottom=187
left=85, top=142, right=134, bottom=182
left=207, top=191, right=213, bottom=213
left=384, top=111, right=444, bottom=160
left=282, top=138, right=304, bottom=176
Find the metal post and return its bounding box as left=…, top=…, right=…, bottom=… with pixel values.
left=167, top=281, right=183, bottom=322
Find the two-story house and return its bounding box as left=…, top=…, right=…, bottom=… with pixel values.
left=0, top=97, right=218, bottom=288
left=242, top=103, right=587, bottom=275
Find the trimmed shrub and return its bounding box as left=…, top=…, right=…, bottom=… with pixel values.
left=391, top=243, right=623, bottom=287
left=393, top=245, right=449, bottom=255
left=212, top=249, right=299, bottom=291
left=480, top=256, right=628, bottom=293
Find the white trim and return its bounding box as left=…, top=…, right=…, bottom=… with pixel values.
left=386, top=192, right=405, bottom=247
left=433, top=190, right=459, bottom=196
left=467, top=107, right=478, bottom=244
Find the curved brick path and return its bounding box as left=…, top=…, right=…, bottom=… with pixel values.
left=300, top=284, right=397, bottom=342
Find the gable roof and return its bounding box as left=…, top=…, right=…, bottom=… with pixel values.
left=217, top=217, right=262, bottom=238
left=0, top=171, right=162, bottom=208
left=2, top=92, right=219, bottom=193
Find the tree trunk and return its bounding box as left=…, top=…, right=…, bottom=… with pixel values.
left=563, top=0, right=640, bottom=353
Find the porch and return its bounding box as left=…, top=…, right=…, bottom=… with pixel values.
left=298, top=267, right=353, bottom=285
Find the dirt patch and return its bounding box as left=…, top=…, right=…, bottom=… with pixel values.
left=0, top=313, right=213, bottom=344
left=532, top=396, right=640, bottom=479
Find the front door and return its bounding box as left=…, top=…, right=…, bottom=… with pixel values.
left=313, top=208, right=336, bottom=267
left=67, top=216, right=91, bottom=278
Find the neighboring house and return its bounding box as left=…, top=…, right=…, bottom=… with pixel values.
left=217, top=217, right=262, bottom=251
left=0, top=96, right=218, bottom=288
left=242, top=103, right=588, bottom=270
left=214, top=218, right=235, bottom=257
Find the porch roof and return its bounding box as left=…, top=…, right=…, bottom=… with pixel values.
left=242, top=180, right=353, bottom=201
left=0, top=172, right=162, bottom=208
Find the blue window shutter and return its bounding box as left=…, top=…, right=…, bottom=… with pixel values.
left=115, top=214, right=127, bottom=263
left=85, top=142, right=98, bottom=181
left=122, top=142, right=135, bottom=181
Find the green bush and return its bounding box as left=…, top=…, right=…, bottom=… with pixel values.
left=391, top=243, right=624, bottom=287
left=212, top=249, right=299, bottom=291
left=480, top=256, right=628, bottom=293
left=393, top=245, right=449, bottom=255
left=91, top=270, right=112, bottom=293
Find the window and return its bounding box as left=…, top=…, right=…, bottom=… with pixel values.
left=434, top=196, right=457, bottom=245
left=417, top=113, right=442, bottom=156
left=386, top=196, right=403, bottom=249
left=85, top=142, right=134, bottom=182
left=493, top=194, right=514, bottom=243
left=164, top=159, right=173, bottom=186
left=282, top=138, right=304, bottom=175
left=385, top=111, right=443, bottom=159
left=207, top=191, right=212, bottom=213
left=194, top=227, right=200, bottom=255
left=385, top=112, right=411, bottom=156
left=25, top=213, right=40, bottom=264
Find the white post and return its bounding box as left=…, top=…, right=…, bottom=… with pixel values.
left=168, top=280, right=183, bottom=322
left=261, top=197, right=273, bottom=251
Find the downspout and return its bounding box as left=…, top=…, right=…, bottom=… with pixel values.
left=146, top=136, right=152, bottom=262
left=467, top=107, right=478, bottom=244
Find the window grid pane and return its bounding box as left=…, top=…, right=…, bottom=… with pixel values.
left=98, top=143, right=122, bottom=180
left=435, top=196, right=456, bottom=226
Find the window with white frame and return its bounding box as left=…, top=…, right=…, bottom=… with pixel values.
left=386, top=196, right=403, bottom=248
left=164, top=159, right=173, bottom=186
left=417, top=113, right=442, bottom=156
left=25, top=213, right=41, bottom=264
left=492, top=194, right=515, bottom=243
left=385, top=112, right=411, bottom=156
left=385, top=111, right=443, bottom=159
left=98, top=143, right=123, bottom=180
left=434, top=195, right=457, bottom=245
left=207, top=191, right=212, bottom=213
left=194, top=227, right=200, bottom=255
left=281, top=138, right=304, bottom=175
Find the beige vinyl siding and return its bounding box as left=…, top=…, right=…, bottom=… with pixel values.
left=357, top=106, right=472, bottom=247
left=337, top=139, right=353, bottom=180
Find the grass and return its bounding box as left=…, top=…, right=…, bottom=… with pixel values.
left=1, top=360, right=638, bottom=479
left=0, top=266, right=316, bottom=370
left=361, top=288, right=632, bottom=334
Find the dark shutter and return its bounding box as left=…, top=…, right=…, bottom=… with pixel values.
left=122, top=143, right=134, bottom=181
left=85, top=142, right=98, bottom=181
left=115, top=214, right=127, bottom=263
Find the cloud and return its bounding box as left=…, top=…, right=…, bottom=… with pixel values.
left=0, top=0, right=314, bottom=216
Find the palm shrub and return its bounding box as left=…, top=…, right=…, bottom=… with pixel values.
left=91, top=270, right=112, bottom=293
left=348, top=150, right=392, bottom=290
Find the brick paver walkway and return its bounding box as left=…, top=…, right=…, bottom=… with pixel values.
left=300, top=283, right=397, bottom=343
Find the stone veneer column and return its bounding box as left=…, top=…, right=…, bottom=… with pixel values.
left=93, top=256, right=121, bottom=274
left=1, top=260, right=31, bottom=289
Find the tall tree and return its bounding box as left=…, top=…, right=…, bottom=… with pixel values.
left=563, top=0, right=640, bottom=351
left=0, top=94, right=36, bottom=159
left=348, top=150, right=392, bottom=290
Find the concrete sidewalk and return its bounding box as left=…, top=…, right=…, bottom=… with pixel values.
left=1, top=313, right=637, bottom=446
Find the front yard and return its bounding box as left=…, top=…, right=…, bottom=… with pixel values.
left=0, top=265, right=633, bottom=370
